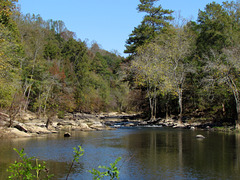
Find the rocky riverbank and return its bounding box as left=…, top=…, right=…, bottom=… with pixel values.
left=0, top=111, right=236, bottom=138
left=102, top=115, right=236, bottom=132
left=0, top=111, right=118, bottom=138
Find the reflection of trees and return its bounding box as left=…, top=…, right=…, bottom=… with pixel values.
left=235, top=133, right=240, bottom=171
left=191, top=133, right=237, bottom=179
left=178, top=131, right=183, bottom=174
left=124, top=129, right=184, bottom=178
left=124, top=129, right=240, bottom=179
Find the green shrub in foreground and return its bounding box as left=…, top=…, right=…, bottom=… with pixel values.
left=7, top=146, right=121, bottom=180
left=7, top=148, right=53, bottom=180
left=89, top=157, right=121, bottom=180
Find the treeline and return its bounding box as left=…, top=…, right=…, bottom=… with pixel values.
left=125, top=0, right=240, bottom=127
left=0, top=0, right=131, bottom=120
left=2, top=0, right=240, bottom=128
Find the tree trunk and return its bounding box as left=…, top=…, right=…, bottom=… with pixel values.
left=236, top=102, right=240, bottom=129
left=154, top=99, right=156, bottom=119
left=227, top=76, right=239, bottom=129
left=178, top=89, right=183, bottom=124
left=149, top=97, right=154, bottom=120
left=46, top=117, right=52, bottom=129
left=166, top=103, right=169, bottom=120
left=165, top=94, right=170, bottom=120
left=153, top=88, right=157, bottom=120
left=23, top=85, right=32, bottom=111
left=222, top=103, right=226, bottom=117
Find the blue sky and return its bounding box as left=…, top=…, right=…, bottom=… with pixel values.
left=18, top=0, right=226, bottom=57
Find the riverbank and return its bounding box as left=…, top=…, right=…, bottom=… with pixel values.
left=102, top=115, right=237, bottom=133
left=0, top=111, right=237, bottom=138
left=0, top=111, right=119, bottom=138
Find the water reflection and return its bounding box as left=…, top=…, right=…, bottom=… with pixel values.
left=0, top=128, right=240, bottom=179
left=119, top=128, right=240, bottom=179
left=234, top=133, right=240, bottom=173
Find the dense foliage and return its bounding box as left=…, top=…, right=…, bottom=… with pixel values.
left=0, top=0, right=131, bottom=120
left=1, top=0, right=240, bottom=128
left=126, top=0, right=240, bottom=127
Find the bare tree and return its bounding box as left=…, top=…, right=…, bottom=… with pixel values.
left=156, top=27, right=194, bottom=124
left=132, top=43, right=169, bottom=120
left=204, top=47, right=240, bottom=128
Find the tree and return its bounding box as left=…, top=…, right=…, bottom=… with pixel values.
left=132, top=42, right=173, bottom=119
left=155, top=25, right=194, bottom=123
left=62, top=38, right=92, bottom=110
left=0, top=0, right=19, bottom=34
left=203, top=46, right=240, bottom=128
left=137, top=0, right=173, bottom=31
left=44, top=36, right=61, bottom=60
left=125, top=0, right=173, bottom=55
left=0, top=13, right=22, bottom=110
left=125, top=23, right=154, bottom=54
left=91, top=52, right=109, bottom=77
left=196, top=1, right=239, bottom=57
left=223, top=46, right=240, bottom=128
left=0, top=2, right=131, bottom=116
left=196, top=1, right=240, bottom=127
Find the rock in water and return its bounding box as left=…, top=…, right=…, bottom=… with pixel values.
left=190, top=126, right=196, bottom=130
left=64, top=132, right=71, bottom=137
left=196, top=134, right=205, bottom=139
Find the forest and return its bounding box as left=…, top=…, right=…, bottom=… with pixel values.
left=1, top=0, right=240, bottom=128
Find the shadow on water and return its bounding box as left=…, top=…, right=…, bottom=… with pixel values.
left=0, top=128, right=240, bottom=179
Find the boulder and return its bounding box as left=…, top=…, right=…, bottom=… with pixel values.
left=173, top=124, right=185, bottom=128
left=196, top=134, right=205, bottom=139
left=9, top=128, right=31, bottom=137
left=27, top=125, right=52, bottom=134
left=190, top=126, right=196, bottom=130
left=79, top=123, right=90, bottom=129
left=64, top=132, right=71, bottom=137
left=125, top=123, right=135, bottom=127
left=89, top=123, right=105, bottom=130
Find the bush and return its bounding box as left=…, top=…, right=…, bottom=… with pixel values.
left=7, top=148, right=53, bottom=180
left=8, top=146, right=121, bottom=180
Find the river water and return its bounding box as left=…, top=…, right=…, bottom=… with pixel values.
left=0, top=127, right=240, bottom=179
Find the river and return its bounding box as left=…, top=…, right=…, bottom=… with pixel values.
left=0, top=127, right=240, bottom=179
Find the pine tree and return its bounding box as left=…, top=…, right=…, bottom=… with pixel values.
left=125, top=0, right=173, bottom=55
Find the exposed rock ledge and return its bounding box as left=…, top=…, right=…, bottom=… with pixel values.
left=0, top=111, right=117, bottom=138
left=0, top=127, right=32, bottom=138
